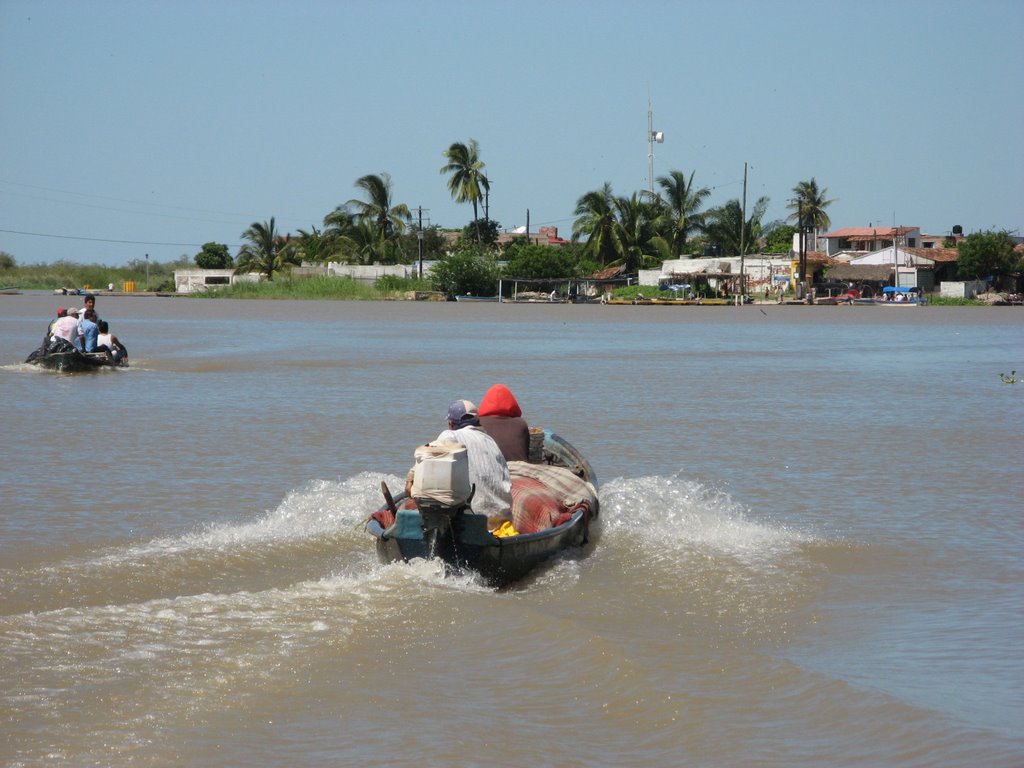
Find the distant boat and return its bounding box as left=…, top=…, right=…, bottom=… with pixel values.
left=875, top=286, right=926, bottom=306
left=454, top=294, right=499, bottom=302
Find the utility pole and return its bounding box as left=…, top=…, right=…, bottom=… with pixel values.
left=416, top=206, right=428, bottom=279
left=798, top=203, right=807, bottom=300
left=739, top=162, right=747, bottom=302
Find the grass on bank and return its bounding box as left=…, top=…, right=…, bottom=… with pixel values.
left=193, top=274, right=434, bottom=300
left=0, top=261, right=177, bottom=292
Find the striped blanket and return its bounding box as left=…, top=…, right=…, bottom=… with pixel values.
left=507, top=462, right=598, bottom=535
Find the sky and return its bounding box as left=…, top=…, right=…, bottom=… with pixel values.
left=1, top=0, right=1022, bottom=266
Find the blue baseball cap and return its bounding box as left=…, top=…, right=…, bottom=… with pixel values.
left=447, top=399, right=479, bottom=427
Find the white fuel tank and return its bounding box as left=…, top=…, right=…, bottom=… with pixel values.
left=411, top=441, right=471, bottom=506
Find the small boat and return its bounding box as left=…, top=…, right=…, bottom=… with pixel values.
left=366, top=429, right=599, bottom=588
left=875, top=286, right=926, bottom=305
left=25, top=337, right=129, bottom=372
left=810, top=283, right=856, bottom=305
left=454, top=294, right=499, bottom=302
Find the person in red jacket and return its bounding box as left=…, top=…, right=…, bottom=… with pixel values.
left=477, top=384, right=530, bottom=462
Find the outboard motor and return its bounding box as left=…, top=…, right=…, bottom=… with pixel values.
left=415, top=490, right=475, bottom=560
left=411, top=441, right=474, bottom=560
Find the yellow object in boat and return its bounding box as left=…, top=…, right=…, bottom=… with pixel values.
left=491, top=521, right=519, bottom=538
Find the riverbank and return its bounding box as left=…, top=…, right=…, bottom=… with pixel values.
left=5, top=282, right=1019, bottom=306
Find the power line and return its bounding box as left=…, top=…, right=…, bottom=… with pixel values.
left=0, top=227, right=241, bottom=248
left=0, top=178, right=269, bottom=220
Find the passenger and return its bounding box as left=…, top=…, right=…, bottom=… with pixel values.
left=80, top=293, right=99, bottom=323
left=46, top=308, right=67, bottom=341
left=96, top=320, right=127, bottom=364
left=478, top=383, right=530, bottom=462
left=52, top=308, right=82, bottom=348
left=406, top=399, right=513, bottom=528
left=79, top=309, right=100, bottom=352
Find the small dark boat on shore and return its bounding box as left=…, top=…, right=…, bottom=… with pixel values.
left=25, top=337, right=129, bottom=372
left=366, top=429, right=599, bottom=588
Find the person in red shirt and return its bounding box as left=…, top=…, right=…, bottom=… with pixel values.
left=477, top=384, right=530, bottom=462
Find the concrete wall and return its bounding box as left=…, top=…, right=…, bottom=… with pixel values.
left=940, top=280, right=986, bottom=299
left=326, top=263, right=414, bottom=281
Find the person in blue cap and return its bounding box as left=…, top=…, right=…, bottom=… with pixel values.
left=406, top=399, right=513, bottom=529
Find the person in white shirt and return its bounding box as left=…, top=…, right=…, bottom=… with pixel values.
left=406, top=399, right=513, bottom=528
left=96, top=320, right=127, bottom=364
left=51, top=308, right=82, bottom=348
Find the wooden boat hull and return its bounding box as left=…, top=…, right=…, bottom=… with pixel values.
left=366, top=431, right=598, bottom=587
left=25, top=340, right=128, bottom=372
left=368, top=507, right=591, bottom=586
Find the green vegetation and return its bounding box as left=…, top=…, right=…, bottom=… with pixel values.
left=441, top=138, right=489, bottom=243
left=0, top=257, right=181, bottom=292
left=193, top=274, right=433, bottom=300
left=194, top=242, right=233, bottom=269
left=430, top=246, right=501, bottom=299
left=956, top=231, right=1022, bottom=281
left=236, top=218, right=296, bottom=281
left=503, top=243, right=581, bottom=280
left=925, top=295, right=984, bottom=306
left=763, top=224, right=797, bottom=254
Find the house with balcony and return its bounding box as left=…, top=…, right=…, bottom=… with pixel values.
left=818, top=226, right=922, bottom=258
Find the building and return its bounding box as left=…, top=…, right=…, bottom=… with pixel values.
left=817, top=226, right=922, bottom=258
left=173, top=269, right=260, bottom=294
left=845, top=245, right=959, bottom=291
left=640, top=256, right=805, bottom=295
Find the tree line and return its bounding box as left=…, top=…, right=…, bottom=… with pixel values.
left=7, top=136, right=1014, bottom=296
left=189, top=137, right=841, bottom=287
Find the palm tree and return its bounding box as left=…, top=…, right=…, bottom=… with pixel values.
left=787, top=178, right=835, bottom=291
left=787, top=178, right=835, bottom=236
left=236, top=217, right=294, bottom=281
left=572, top=183, right=618, bottom=266
left=347, top=172, right=411, bottom=247
left=573, top=184, right=667, bottom=272
left=704, top=196, right=770, bottom=257
left=321, top=207, right=386, bottom=265
left=322, top=205, right=356, bottom=256
left=440, top=139, right=489, bottom=242
left=612, top=192, right=667, bottom=273
left=656, top=169, right=711, bottom=256
left=283, top=226, right=329, bottom=264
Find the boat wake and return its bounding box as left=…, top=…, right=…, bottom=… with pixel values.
left=4, top=469, right=816, bottom=617
left=598, top=471, right=814, bottom=567
left=0, top=469, right=829, bottom=760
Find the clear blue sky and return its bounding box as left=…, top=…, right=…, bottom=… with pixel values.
left=2, top=0, right=1022, bottom=266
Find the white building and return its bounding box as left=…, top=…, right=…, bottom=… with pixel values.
left=639, top=256, right=798, bottom=295
left=173, top=269, right=260, bottom=294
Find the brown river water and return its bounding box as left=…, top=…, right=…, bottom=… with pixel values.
left=1, top=293, right=1022, bottom=766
